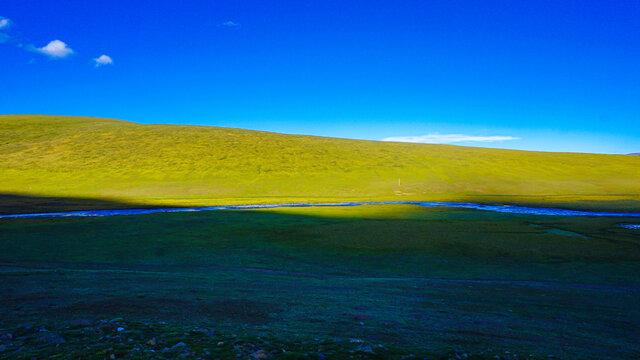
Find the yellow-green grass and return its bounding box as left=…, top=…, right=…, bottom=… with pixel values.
left=2, top=114, right=639, bottom=212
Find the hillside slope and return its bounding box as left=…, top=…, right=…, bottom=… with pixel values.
left=1, top=115, right=639, bottom=211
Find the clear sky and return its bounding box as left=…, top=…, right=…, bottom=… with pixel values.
left=1, top=0, right=639, bottom=154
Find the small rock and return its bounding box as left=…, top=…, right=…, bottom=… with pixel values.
left=117, top=327, right=125, bottom=332
left=251, top=349, right=270, bottom=359
left=37, top=333, right=66, bottom=346
left=110, top=354, right=116, bottom=360
left=356, top=345, right=375, bottom=354
left=147, top=338, right=157, bottom=346
left=217, top=341, right=224, bottom=345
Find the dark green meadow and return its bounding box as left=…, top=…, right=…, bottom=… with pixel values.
left=1, top=205, right=639, bottom=359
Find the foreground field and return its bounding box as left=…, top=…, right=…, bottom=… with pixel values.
left=2, top=115, right=640, bottom=213
left=1, top=205, right=639, bottom=359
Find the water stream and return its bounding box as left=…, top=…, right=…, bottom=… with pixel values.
left=1, top=201, right=639, bottom=219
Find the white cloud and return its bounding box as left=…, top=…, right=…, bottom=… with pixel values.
left=219, top=21, right=239, bottom=28
left=382, top=133, right=520, bottom=144
left=94, top=54, right=113, bottom=67
left=37, top=40, right=73, bottom=58
left=0, top=17, right=10, bottom=29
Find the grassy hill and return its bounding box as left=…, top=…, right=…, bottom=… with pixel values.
left=1, top=114, right=639, bottom=212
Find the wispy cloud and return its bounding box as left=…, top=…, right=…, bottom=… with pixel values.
left=382, top=133, right=520, bottom=144
left=94, top=54, right=113, bottom=67
left=0, top=17, right=10, bottom=30
left=37, top=40, right=73, bottom=58
left=219, top=21, right=240, bottom=28
left=0, top=17, right=11, bottom=43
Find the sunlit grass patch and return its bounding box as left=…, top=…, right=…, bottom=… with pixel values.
left=2, top=115, right=639, bottom=212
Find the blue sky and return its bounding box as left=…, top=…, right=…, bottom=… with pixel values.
left=1, top=0, right=639, bottom=154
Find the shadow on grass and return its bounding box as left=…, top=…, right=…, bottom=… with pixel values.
left=1, top=193, right=640, bottom=358
left=0, top=193, right=185, bottom=215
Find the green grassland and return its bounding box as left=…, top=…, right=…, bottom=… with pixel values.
left=1, top=114, right=639, bottom=213
left=1, top=205, right=639, bottom=359
left=2, top=115, right=640, bottom=358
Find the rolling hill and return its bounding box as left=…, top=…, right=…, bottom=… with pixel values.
left=1, top=114, right=639, bottom=212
